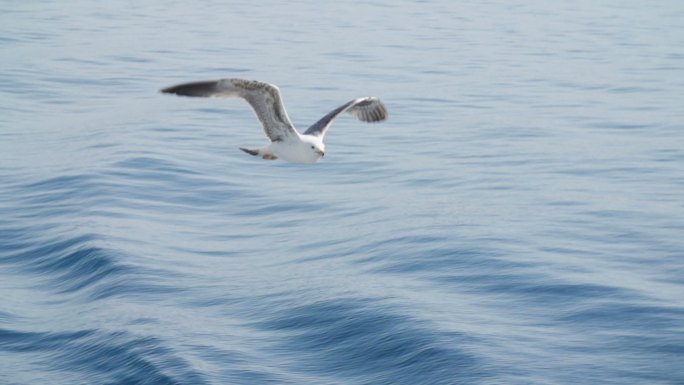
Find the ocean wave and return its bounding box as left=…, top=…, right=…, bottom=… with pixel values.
left=0, top=328, right=207, bottom=385
left=256, top=298, right=486, bottom=385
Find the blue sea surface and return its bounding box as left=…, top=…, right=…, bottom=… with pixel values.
left=2, top=1, right=684, bottom=384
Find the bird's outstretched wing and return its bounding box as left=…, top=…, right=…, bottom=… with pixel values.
left=161, top=79, right=298, bottom=142
left=304, top=97, right=388, bottom=138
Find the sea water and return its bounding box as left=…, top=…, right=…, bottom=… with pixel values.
left=1, top=1, right=683, bottom=384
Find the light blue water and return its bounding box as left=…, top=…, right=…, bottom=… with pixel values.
left=2, top=1, right=684, bottom=384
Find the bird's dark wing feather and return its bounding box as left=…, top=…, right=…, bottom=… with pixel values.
left=304, top=97, right=388, bottom=138
left=162, top=78, right=298, bottom=142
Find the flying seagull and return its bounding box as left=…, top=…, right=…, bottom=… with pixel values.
left=161, top=78, right=388, bottom=163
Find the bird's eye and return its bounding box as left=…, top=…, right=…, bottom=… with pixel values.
left=311, top=145, right=315, bottom=149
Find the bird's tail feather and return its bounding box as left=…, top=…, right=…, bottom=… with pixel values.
left=240, top=147, right=259, bottom=156
left=240, top=147, right=277, bottom=160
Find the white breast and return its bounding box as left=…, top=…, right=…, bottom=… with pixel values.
left=269, top=140, right=321, bottom=164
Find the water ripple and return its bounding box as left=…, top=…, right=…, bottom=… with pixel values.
left=0, top=328, right=207, bottom=385
left=257, top=298, right=485, bottom=385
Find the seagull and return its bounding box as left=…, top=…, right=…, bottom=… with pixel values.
left=161, top=78, right=388, bottom=163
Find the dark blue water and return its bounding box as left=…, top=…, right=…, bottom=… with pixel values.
left=2, top=1, right=684, bottom=384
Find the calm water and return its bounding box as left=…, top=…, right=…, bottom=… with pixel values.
left=2, top=1, right=684, bottom=384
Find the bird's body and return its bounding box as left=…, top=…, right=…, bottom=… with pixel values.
left=161, top=78, right=387, bottom=163
left=242, top=136, right=325, bottom=163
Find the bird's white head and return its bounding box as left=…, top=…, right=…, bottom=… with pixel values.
left=301, top=136, right=326, bottom=162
